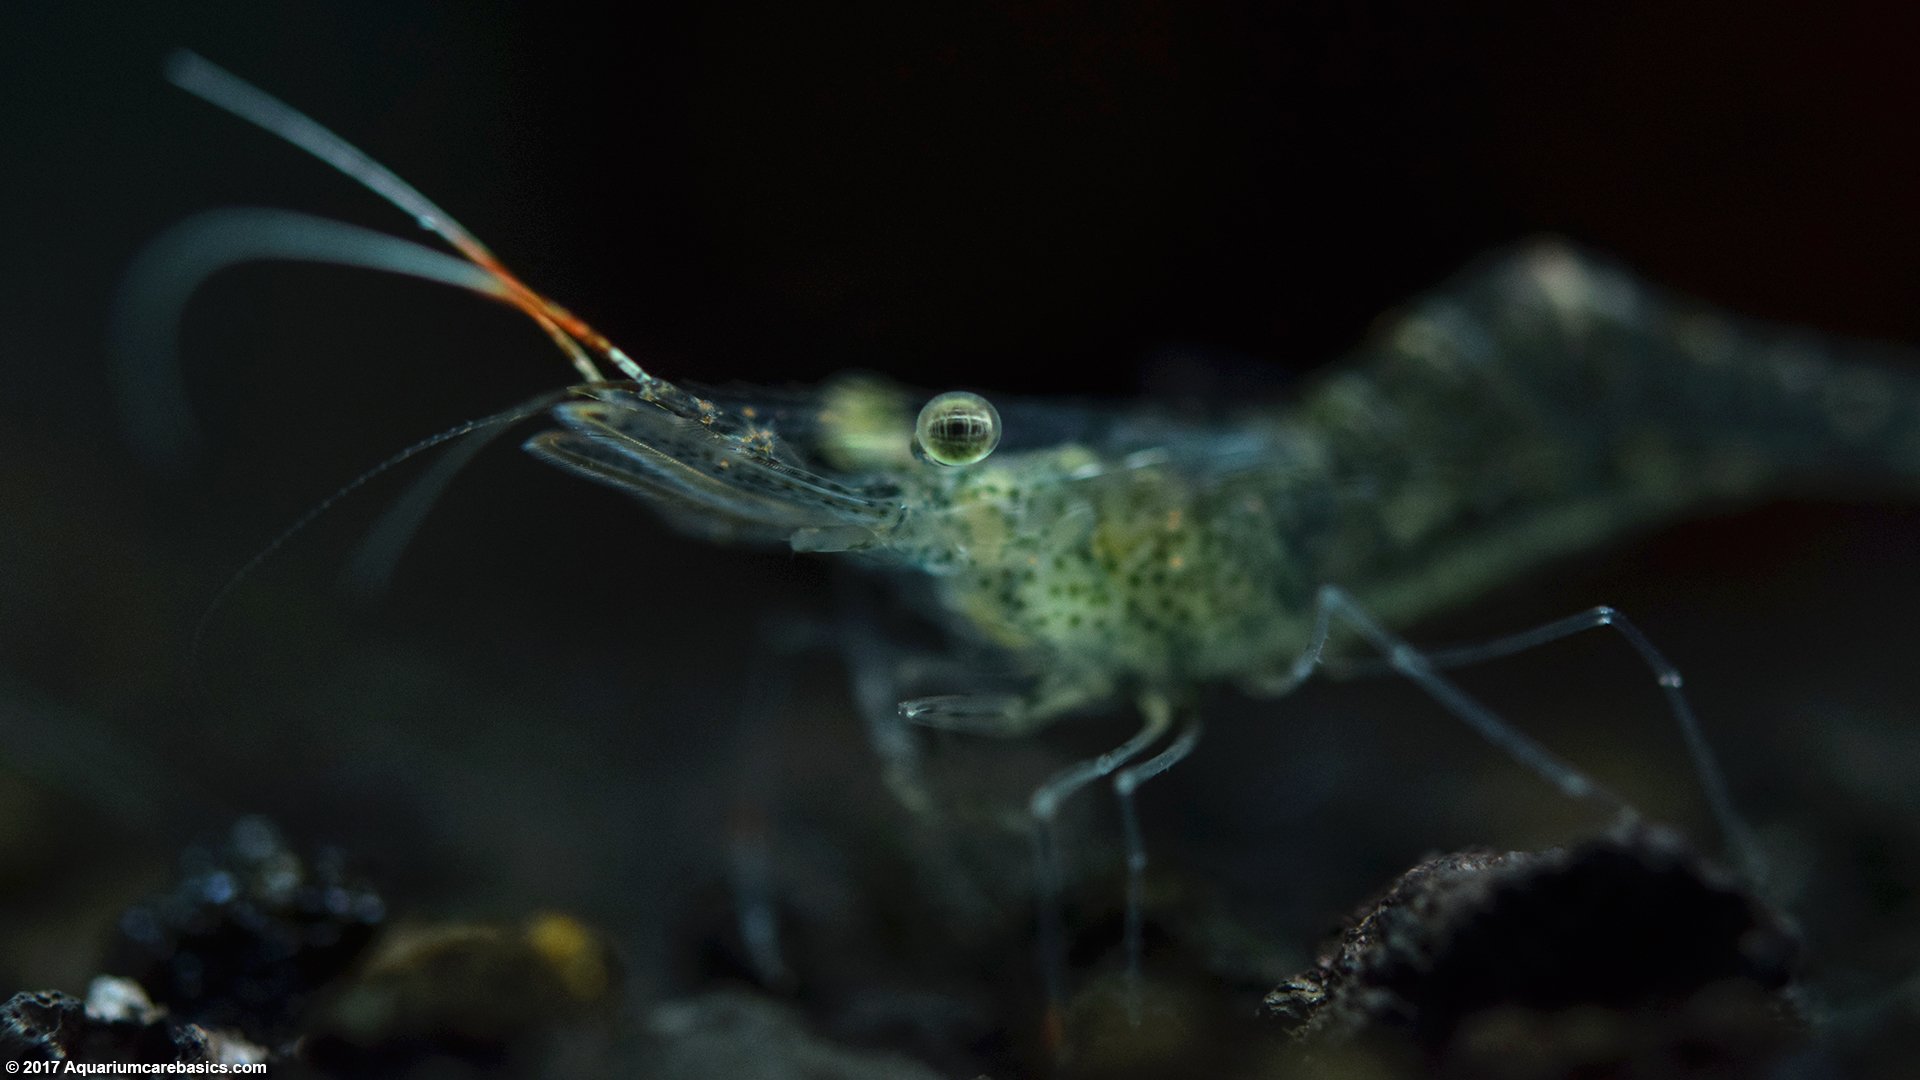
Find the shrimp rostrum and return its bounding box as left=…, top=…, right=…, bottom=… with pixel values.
left=134, top=53, right=1920, bottom=1018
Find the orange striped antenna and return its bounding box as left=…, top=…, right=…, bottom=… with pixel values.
left=162, top=50, right=649, bottom=387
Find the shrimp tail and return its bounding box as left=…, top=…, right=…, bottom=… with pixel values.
left=1296, top=239, right=1920, bottom=626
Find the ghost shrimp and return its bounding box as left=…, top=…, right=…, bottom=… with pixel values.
left=130, top=51, right=1920, bottom=1039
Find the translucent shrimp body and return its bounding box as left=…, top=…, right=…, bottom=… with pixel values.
left=153, top=55, right=1914, bottom=726
left=692, top=245, right=1920, bottom=730
left=527, top=243, right=1920, bottom=1030
left=137, top=52, right=1920, bottom=1049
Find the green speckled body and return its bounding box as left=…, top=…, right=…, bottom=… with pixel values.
left=536, top=241, right=1920, bottom=724
left=890, top=439, right=1315, bottom=688
left=862, top=243, right=1920, bottom=707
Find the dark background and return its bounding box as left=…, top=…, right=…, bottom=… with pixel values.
left=4, top=1, right=1919, bottom=1073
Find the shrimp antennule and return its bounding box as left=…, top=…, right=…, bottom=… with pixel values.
left=113, top=208, right=523, bottom=468
left=161, top=49, right=647, bottom=386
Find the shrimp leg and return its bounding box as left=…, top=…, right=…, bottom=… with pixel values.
left=1028, top=697, right=1175, bottom=1052
left=896, top=670, right=1112, bottom=738
left=1253, top=584, right=1640, bottom=820
left=1112, top=707, right=1203, bottom=1024
left=836, top=583, right=937, bottom=815
left=724, top=615, right=823, bottom=992
left=1313, top=605, right=1764, bottom=884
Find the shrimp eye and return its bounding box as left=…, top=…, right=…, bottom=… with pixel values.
left=914, top=391, right=1002, bottom=467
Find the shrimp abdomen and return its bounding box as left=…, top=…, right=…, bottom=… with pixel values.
left=1293, top=240, right=1920, bottom=628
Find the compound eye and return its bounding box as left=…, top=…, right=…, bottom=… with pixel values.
left=913, top=391, right=1002, bottom=467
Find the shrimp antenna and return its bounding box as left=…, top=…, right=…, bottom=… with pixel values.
left=114, top=208, right=516, bottom=472
left=187, top=389, right=575, bottom=684
left=160, top=49, right=650, bottom=386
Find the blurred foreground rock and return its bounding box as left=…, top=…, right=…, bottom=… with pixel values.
left=633, top=991, right=947, bottom=1080
left=0, top=977, right=266, bottom=1065
left=106, top=815, right=386, bottom=1044
left=4, top=818, right=628, bottom=1076
left=1266, top=827, right=1803, bottom=1077
left=303, top=912, right=623, bottom=1074
left=0, top=814, right=1843, bottom=1077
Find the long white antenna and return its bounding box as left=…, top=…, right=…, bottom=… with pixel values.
left=160, top=49, right=647, bottom=383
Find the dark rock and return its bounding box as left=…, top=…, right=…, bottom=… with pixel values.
left=1265, top=826, right=1803, bottom=1076
left=635, top=992, right=947, bottom=1080
left=300, top=912, right=622, bottom=1075
left=105, top=816, right=386, bottom=1045
left=0, top=983, right=208, bottom=1063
